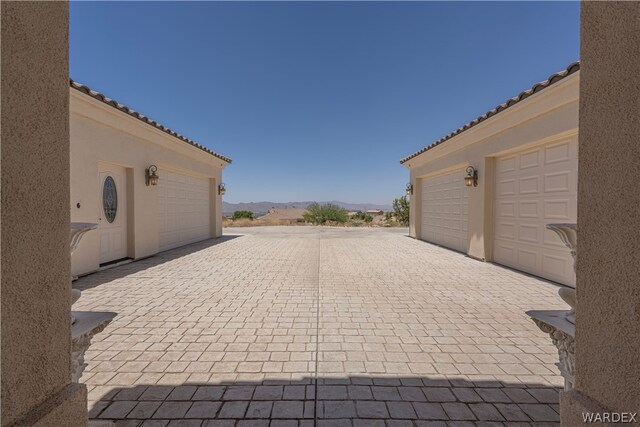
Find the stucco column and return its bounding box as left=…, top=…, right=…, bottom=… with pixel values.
left=211, top=176, right=223, bottom=237
left=466, top=156, right=487, bottom=261
left=481, top=157, right=495, bottom=261
left=561, top=2, right=640, bottom=423
left=1, top=2, right=88, bottom=426
left=409, top=177, right=420, bottom=238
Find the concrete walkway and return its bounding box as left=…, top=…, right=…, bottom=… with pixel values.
left=75, top=226, right=567, bottom=426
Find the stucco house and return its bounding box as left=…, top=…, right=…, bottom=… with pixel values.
left=401, top=62, right=579, bottom=287
left=70, top=81, right=231, bottom=277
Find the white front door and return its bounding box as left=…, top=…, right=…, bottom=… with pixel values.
left=493, top=138, right=578, bottom=286
left=420, top=168, right=470, bottom=253
left=98, top=165, right=128, bottom=264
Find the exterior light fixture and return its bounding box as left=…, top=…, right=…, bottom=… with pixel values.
left=218, top=183, right=226, bottom=195
left=405, top=183, right=414, bottom=196
left=465, top=166, right=478, bottom=187
left=145, top=165, right=159, bottom=186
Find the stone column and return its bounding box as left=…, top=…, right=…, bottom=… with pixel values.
left=561, top=1, right=640, bottom=423
left=1, top=2, right=88, bottom=426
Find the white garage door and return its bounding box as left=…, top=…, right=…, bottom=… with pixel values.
left=493, top=138, right=578, bottom=286
left=421, top=169, right=469, bottom=253
left=158, top=169, right=212, bottom=252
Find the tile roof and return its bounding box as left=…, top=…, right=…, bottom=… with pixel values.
left=70, top=80, right=232, bottom=164
left=400, top=61, right=580, bottom=165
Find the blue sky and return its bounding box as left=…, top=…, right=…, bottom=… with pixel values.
left=70, top=1, right=579, bottom=205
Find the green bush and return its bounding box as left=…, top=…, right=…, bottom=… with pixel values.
left=232, top=210, right=254, bottom=220
left=303, top=203, right=348, bottom=224
left=392, top=196, right=410, bottom=226
left=351, top=211, right=373, bottom=223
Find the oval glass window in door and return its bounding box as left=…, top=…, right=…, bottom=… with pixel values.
left=103, top=176, right=118, bottom=223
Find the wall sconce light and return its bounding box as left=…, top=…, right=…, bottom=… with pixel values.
left=145, top=165, right=159, bottom=186
left=218, top=183, right=226, bottom=195
left=405, top=183, right=414, bottom=196
left=465, top=166, right=478, bottom=187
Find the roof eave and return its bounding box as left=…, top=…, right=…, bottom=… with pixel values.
left=70, top=80, right=232, bottom=165
left=399, top=61, right=580, bottom=165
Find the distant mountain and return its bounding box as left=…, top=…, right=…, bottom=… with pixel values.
left=222, top=201, right=392, bottom=216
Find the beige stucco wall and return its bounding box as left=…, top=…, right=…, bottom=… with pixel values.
left=1, top=2, right=88, bottom=425
left=70, top=90, right=228, bottom=277
left=404, top=72, right=579, bottom=261
left=561, top=2, right=640, bottom=423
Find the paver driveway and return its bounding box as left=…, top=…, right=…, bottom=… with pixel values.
left=75, top=226, right=568, bottom=426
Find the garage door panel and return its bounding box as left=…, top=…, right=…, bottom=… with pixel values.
left=517, top=248, right=538, bottom=270
left=542, top=253, right=572, bottom=276
left=544, top=199, right=571, bottom=219
left=544, top=141, right=572, bottom=164
left=519, top=176, right=540, bottom=194
left=518, top=224, right=540, bottom=243
left=518, top=200, right=539, bottom=218
left=158, top=168, right=211, bottom=252
left=544, top=172, right=571, bottom=193
left=493, top=139, right=577, bottom=286
left=495, top=244, right=515, bottom=263
left=496, top=222, right=516, bottom=240
left=497, top=178, right=517, bottom=196
left=497, top=156, right=517, bottom=173
left=421, top=169, right=469, bottom=253
left=519, top=150, right=540, bottom=169
left=497, top=201, right=516, bottom=218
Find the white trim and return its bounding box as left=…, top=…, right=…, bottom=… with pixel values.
left=487, top=129, right=579, bottom=159
left=416, top=162, right=470, bottom=180
left=157, top=163, right=214, bottom=180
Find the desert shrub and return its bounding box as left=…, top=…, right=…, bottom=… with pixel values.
left=392, top=196, right=410, bottom=226
left=351, top=211, right=373, bottom=223
left=232, top=210, right=254, bottom=220
left=230, top=218, right=254, bottom=227
left=303, top=203, right=348, bottom=224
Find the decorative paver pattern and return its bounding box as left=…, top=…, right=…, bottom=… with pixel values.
left=75, top=227, right=566, bottom=426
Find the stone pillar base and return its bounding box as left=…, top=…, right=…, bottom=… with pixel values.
left=6, top=383, right=87, bottom=427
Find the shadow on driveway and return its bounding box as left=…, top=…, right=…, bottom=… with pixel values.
left=74, top=235, right=243, bottom=292
left=88, top=375, right=560, bottom=426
